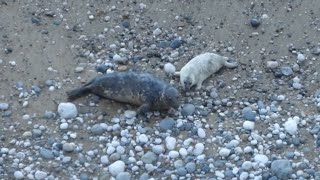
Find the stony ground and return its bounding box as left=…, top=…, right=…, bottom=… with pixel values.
left=1, top=0, right=320, bottom=179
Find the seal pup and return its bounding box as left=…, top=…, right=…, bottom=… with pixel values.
left=66, top=71, right=180, bottom=115
left=175, top=52, right=238, bottom=90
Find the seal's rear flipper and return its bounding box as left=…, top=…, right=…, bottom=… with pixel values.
left=66, top=86, right=91, bottom=101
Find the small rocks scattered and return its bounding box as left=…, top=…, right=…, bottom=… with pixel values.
left=109, top=160, right=125, bottom=177
left=271, top=160, right=293, bottom=179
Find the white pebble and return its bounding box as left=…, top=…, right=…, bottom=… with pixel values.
left=254, top=154, right=269, bottom=164
left=108, top=160, right=125, bottom=177
left=165, top=136, right=176, bottom=150
left=193, top=143, right=205, bottom=156
left=297, top=53, right=305, bottom=62
left=34, top=170, right=47, bottom=180
left=179, top=148, right=188, bottom=157
left=242, top=161, right=252, bottom=170
left=163, top=63, right=176, bottom=75
left=75, top=67, right=84, bottom=73
left=170, top=51, right=179, bottom=58
left=168, top=151, right=179, bottom=159
left=197, top=128, right=206, bottom=138
left=243, top=121, right=255, bottom=130
left=284, top=118, right=298, bottom=135
left=58, top=102, right=78, bottom=119
left=153, top=28, right=162, bottom=36
left=219, top=148, right=231, bottom=157
left=88, top=15, right=94, bottom=20
left=138, top=134, right=148, bottom=144
left=60, top=123, right=68, bottom=130
left=100, top=155, right=109, bottom=165
left=14, top=171, right=24, bottom=179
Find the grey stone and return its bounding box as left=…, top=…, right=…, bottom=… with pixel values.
left=271, top=160, right=292, bottom=179
left=0, top=103, right=9, bottom=110
left=242, top=107, right=256, bottom=121
left=181, top=104, right=195, bottom=116
left=176, top=167, right=187, bottom=176
left=116, top=172, right=131, bottom=180
left=39, top=148, right=54, bottom=159
left=281, top=66, right=293, bottom=76
left=159, top=118, right=176, bottom=131
left=141, top=151, right=157, bottom=164
left=185, top=162, right=196, bottom=173
left=91, top=124, right=105, bottom=135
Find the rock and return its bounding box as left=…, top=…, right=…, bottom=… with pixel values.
left=181, top=104, right=195, bottom=116
left=96, top=64, right=108, bottom=73
left=243, top=121, right=255, bottom=130
left=75, top=67, right=84, bottom=73
left=152, top=145, right=165, bottom=155
left=100, top=155, right=109, bottom=165
left=34, top=170, right=47, bottom=180
left=284, top=119, right=298, bottom=135
left=116, top=172, right=131, bottom=180
left=185, top=162, right=196, bottom=173
left=141, top=151, right=157, bottom=164
left=60, top=123, right=68, bottom=130
left=159, top=118, right=176, bottom=131
left=164, top=63, right=176, bottom=75
left=281, top=66, right=293, bottom=76
left=44, top=111, right=56, bottom=119
left=193, top=143, right=205, bottom=156
left=58, top=102, right=78, bottom=119
left=122, top=21, right=130, bottom=29
left=165, top=136, right=176, bottom=150
left=153, top=28, right=162, bottom=36
left=271, top=160, right=292, bottom=179
left=176, top=167, right=187, bottom=176
left=254, top=154, right=269, bottom=164
left=138, top=134, right=148, bottom=144
left=109, top=160, right=125, bottom=177
left=62, top=143, right=74, bottom=152
left=0, top=103, right=9, bottom=110
left=91, top=124, right=105, bottom=135
left=242, top=107, right=256, bottom=121
left=113, top=54, right=127, bottom=64
left=14, top=171, right=24, bottom=179
left=250, top=18, right=261, bottom=28
left=39, top=148, right=54, bottom=159
left=242, top=161, right=252, bottom=170
left=124, top=110, right=136, bottom=119
left=266, top=61, right=279, bottom=69
left=219, top=148, right=231, bottom=157
left=197, top=128, right=206, bottom=138
left=170, top=38, right=182, bottom=49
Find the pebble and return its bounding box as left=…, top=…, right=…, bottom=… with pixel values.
left=113, top=54, right=127, bottom=64
left=14, top=171, right=24, bottom=179
left=0, top=102, right=9, bottom=110
left=116, top=172, right=131, bottom=180
left=284, top=118, right=298, bottom=135
left=170, top=38, right=182, bottom=49
left=197, top=128, right=206, bottom=138
left=266, top=61, right=279, bottom=69
left=219, top=148, right=231, bottom=157
left=138, top=134, right=148, bottom=144
left=165, top=136, right=176, bottom=150
left=243, top=121, right=255, bottom=130
left=108, top=160, right=125, bottom=177
left=159, top=118, right=176, bottom=131
left=281, top=66, right=293, bottom=76
left=176, top=167, right=187, bottom=176
left=96, top=64, right=108, bottom=73
left=100, top=155, right=109, bottom=165
left=60, top=123, right=69, bottom=130
left=242, top=161, right=252, bottom=170
left=185, top=162, right=196, bottom=173
left=193, top=143, right=205, bottom=156
left=62, top=143, right=74, bottom=152
left=124, top=110, right=136, bottom=119
left=250, top=18, right=261, bottom=28
left=153, top=28, right=162, bottom=36
left=91, top=124, right=106, bottom=135
left=39, top=148, right=54, bottom=159
left=271, top=160, right=292, bottom=179
left=34, top=170, right=47, bottom=180
left=152, top=145, right=165, bottom=154
left=141, top=151, right=157, bottom=164
left=181, top=104, right=195, bottom=116
left=297, top=53, right=305, bottom=63
left=242, top=107, right=256, bottom=121
left=168, top=150, right=179, bottom=159
left=44, top=111, right=56, bottom=119
left=254, top=154, right=269, bottom=164
left=75, top=67, right=84, bottom=73
left=163, top=63, right=176, bottom=75
left=58, top=102, right=78, bottom=119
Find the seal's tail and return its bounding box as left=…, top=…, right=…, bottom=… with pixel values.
left=224, top=58, right=238, bottom=68
left=66, top=86, right=91, bottom=101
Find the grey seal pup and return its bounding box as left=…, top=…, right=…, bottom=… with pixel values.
left=175, top=52, right=238, bottom=90
left=66, top=71, right=180, bottom=114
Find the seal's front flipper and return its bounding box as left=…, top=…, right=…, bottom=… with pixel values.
left=137, top=103, right=151, bottom=115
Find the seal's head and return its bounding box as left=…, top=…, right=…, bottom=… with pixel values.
left=163, top=86, right=180, bottom=109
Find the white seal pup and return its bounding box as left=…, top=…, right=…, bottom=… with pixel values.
left=175, top=52, right=238, bottom=90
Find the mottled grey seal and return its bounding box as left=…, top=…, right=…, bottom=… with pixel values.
left=66, top=71, right=180, bottom=114
left=175, top=52, right=238, bottom=90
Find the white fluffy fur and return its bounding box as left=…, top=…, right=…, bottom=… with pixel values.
left=175, top=52, right=237, bottom=90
